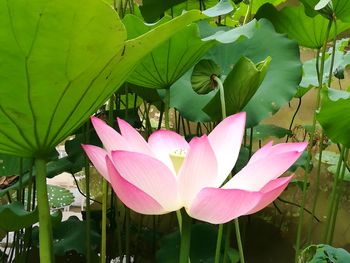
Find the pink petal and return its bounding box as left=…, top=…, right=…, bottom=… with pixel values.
left=106, top=157, right=165, bottom=215
left=249, top=142, right=307, bottom=164
left=248, top=140, right=273, bottom=163
left=117, top=118, right=153, bottom=155
left=81, top=144, right=110, bottom=182
left=188, top=187, right=262, bottom=224
left=91, top=117, right=129, bottom=153
left=223, top=149, right=304, bottom=191
left=148, top=130, right=189, bottom=172
left=208, top=112, right=246, bottom=186
left=111, top=151, right=180, bottom=212
left=178, top=135, right=218, bottom=206
left=247, top=176, right=292, bottom=214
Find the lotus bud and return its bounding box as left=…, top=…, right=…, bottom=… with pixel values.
left=191, top=59, right=221, bottom=95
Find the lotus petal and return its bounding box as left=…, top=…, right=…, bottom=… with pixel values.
left=188, top=187, right=262, bottom=224
left=81, top=144, right=109, bottom=182
left=117, top=118, right=153, bottom=155
left=247, top=176, right=292, bottom=214
left=224, top=150, right=304, bottom=191
left=148, top=130, right=189, bottom=172
left=91, top=117, right=129, bottom=153
left=178, top=135, right=218, bottom=205
left=208, top=112, right=246, bottom=186
left=111, top=151, right=180, bottom=211
left=106, top=157, right=165, bottom=215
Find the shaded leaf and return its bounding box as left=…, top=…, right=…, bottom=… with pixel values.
left=206, top=19, right=302, bottom=127
left=169, top=19, right=262, bottom=122
left=47, top=185, right=74, bottom=209
left=317, top=88, right=350, bottom=147
left=203, top=56, right=271, bottom=119
left=0, top=202, right=38, bottom=232
left=33, top=216, right=100, bottom=256
left=252, top=124, right=292, bottom=140
left=328, top=165, right=350, bottom=182
left=315, top=150, right=340, bottom=165
left=300, top=244, right=350, bottom=263
left=0, top=154, right=32, bottom=177
left=156, top=223, right=220, bottom=263
left=0, top=172, right=33, bottom=198
left=139, top=0, right=186, bottom=22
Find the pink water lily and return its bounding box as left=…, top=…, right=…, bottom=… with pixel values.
left=82, top=112, right=307, bottom=224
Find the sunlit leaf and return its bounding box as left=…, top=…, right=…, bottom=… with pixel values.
left=301, top=0, right=350, bottom=22
left=0, top=0, right=227, bottom=158
left=256, top=3, right=350, bottom=49
left=124, top=16, right=216, bottom=89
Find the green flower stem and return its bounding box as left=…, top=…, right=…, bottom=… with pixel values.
left=214, top=74, right=226, bottom=263
left=179, top=209, right=192, bottom=263
left=223, top=222, right=232, bottom=263
left=295, top=19, right=332, bottom=261
left=327, top=19, right=337, bottom=88
left=329, top=148, right=349, bottom=243
left=308, top=16, right=337, bottom=245
left=214, top=224, right=224, bottom=263
left=101, top=179, right=108, bottom=262
left=125, top=208, right=131, bottom=262
left=35, top=158, right=54, bottom=263
left=213, top=76, right=226, bottom=120
left=307, top=131, right=324, bottom=244
left=306, top=48, right=322, bottom=244
left=164, top=88, right=171, bottom=130
left=214, top=75, right=245, bottom=263
left=243, top=0, right=253, bottom=25
left=324, top=146, right=347, bottom=243
left=234, top=219, right=245, bottom=263
left=176, top=210, right=183, bottom=233
left=84, top=121, right=92, bottom=263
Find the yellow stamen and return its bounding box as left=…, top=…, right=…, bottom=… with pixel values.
left=169, top=149, right=187, bottom=174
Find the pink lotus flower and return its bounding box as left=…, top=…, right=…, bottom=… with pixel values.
left=82, top=112, right=307, bottom=224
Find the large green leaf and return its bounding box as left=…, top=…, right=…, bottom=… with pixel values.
left=0, top=154, right=32, bottom=176
left=300, top=244, right=350, bottom=263
left=317, top=88, right=350, bottom=147
left=299, top=38, right=350, bottom=89
left=233, top=0, right=287, bottom=19
left=169, top=19, right=261, bottom=122
left=139, top=0, right=186, bottom=22
left=203, top=56, right=270, bottom=119
left=255, top=3, right=350, bottom=49
left=47, top=185, right=75, bottom=209
left=124, top=16, right=216, bottom=89
left=171, top=19, right=302, bottom=126
left=32, top=216, right=100, bottom=256
left=0, top=202, right=38, bottom=232
left=0, top=0, right=231, bottom=158
left=156, top=223, right=221, bottom=263
left=301, top=0, right=350, bottom=22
